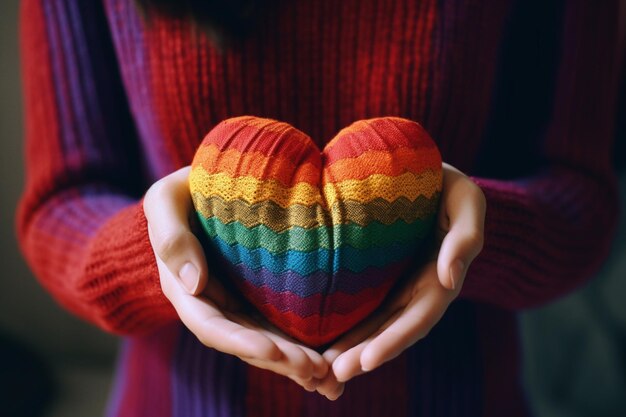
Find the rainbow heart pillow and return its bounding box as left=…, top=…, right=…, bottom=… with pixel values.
left=189, top=116, right=442, bottom=346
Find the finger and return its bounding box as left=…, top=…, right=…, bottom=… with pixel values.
left=323, top=283, right=409, bottom=383
left=159, top=255, right=281, bottom=361
left=181, top=297, right=280, bottom=360
left=246, top=316, right=330, bottom=380
left=258, top=328, right=329, bottom=380
left=298, top=345, right=329, bottom=380
left=243, top=349, right=320, bottom=389
left=144, top=166, right=210, bottom=296
left=324, top=288, right=406, bottom=363
left=325, top=385, right=345, bottom=401
left=316, top=373, right=345, bottom=400
left=330, top=308, right=404, bottom=382
left=264, top=338, right=313, bottom=380
left=241, top=356, right=321, bottom=393
left=234, top=323, right=318, bottom=381
left=324, top=328, right=373, bottom=378
left=437, top=164, right=486, bottom=290
left=332, top=345, right=367, bottom=382
left=360, top=267, right=451, bottom=372
left=291, top=376, right=320, bottom=392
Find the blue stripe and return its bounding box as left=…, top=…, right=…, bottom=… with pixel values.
left=208, top=235, right=415, bottom=275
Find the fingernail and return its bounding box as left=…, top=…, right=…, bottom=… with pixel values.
left=326, top=385, right=344, bottom=401
left=449, top=259, right=465, bottom=290
left=333, top=384, right=345, bottom=399
left=179, top=262, right=199, bottom=293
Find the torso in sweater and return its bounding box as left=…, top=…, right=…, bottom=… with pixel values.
left=104, top=1, right=519, bottom=416
left=106, top=0, right=509, bottom=179
left=19, top=0, right=621, bottom=415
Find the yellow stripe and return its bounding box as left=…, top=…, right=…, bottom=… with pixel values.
left=189, top=166, right=442, bottom=208
left=190, top=167, right=324, bottom=207
left=323, top=170, right=441, bottom=206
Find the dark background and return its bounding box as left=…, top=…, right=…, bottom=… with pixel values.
left=1, top=1, right=624, bottom=416
left=0, top=1, right=118, bottom=415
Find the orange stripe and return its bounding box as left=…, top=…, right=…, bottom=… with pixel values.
left=193, top=144, right=322, bottom=186
left=193, top=143, right=440, bottom=185
left=325, top=147, right=441, bottom=181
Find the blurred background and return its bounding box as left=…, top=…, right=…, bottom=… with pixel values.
left=1, top=1, right=625, bottom=416
left=1, top=1, right=117, bottom=416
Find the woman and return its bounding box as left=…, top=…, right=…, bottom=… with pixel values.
left=17, top=0, right=621, bottom=415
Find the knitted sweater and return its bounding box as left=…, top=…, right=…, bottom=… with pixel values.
left=17, top=0, right=621, bottom=416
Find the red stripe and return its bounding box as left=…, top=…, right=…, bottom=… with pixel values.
left=202, top=117, right=319, bottom=161
left=239, top=279, right=394, bottom=319
left=193, top=116, right=441, bottom=186
left=247, top=286, right=393, bottom=347
left=323, top=118, right=438, bottom=161
left=19, top=0, right=66, bottom=227
left=245, top=365, right=305, bottom=417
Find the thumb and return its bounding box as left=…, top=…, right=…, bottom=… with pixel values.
left=436, top=165, right=486, bottom=290
left=144, top=167, right=208, bottom=296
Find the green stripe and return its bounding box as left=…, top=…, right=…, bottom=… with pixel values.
left=198, top=214, right=435, bottom=254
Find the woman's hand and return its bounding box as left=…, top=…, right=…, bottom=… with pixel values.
left=143, top=166, right=328, bottom=391
left=315, top=163, right=486, bottom=399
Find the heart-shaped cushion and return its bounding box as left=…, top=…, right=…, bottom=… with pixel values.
left=189, top=116, right=442, bottom=346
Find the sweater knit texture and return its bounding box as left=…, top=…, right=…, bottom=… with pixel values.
left=17, top=0, right=621, bottom=416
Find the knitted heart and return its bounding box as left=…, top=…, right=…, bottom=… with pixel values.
left=189, top=116, right=442, bottom=347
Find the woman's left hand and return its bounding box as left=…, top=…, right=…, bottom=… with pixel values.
left=315, top=163, right=486, bottom=400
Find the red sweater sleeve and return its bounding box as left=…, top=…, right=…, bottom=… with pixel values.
left=16, top=0, right=177, bottom=333
left=460, top=0, right=621, bottom=310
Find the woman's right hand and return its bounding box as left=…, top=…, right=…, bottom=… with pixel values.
left=143, top=166, right=328, bottom=391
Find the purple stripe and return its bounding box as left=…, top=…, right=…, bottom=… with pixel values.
left=172, top=328, right=246, bottom=417
left=59, top=0, right=104, bottom=163
left=54, top=0, right=88, bottom=162
left=81, top=187, right=136, bottom=220
left=65, top=0, right=120, bottom=165
left=45, top=188, right=134, bottom=236
left=105, top=327, right=177, bottom=417
left=104, top=0, right=175, bottom=181
left=51, top=0, right=118, bottom=168
left=44, top=0, right=152, bottom=191
left=43, top=1, right=75, bottom=162
left=224, top=259, right=410, bottom=297
left=237, top=284, right=382, bottom=318
left=105, top=340, right=130, bottom=417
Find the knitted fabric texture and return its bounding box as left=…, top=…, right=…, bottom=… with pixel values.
left=17, top=0, right=622, bottom=414
left=189, top=116, right=442, bottom=346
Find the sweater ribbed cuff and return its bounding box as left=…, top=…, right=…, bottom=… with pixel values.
left=80, top=199, right=178, bottom=333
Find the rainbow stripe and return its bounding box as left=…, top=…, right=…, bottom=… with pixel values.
left=189, top=116, right=442, bottom=346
